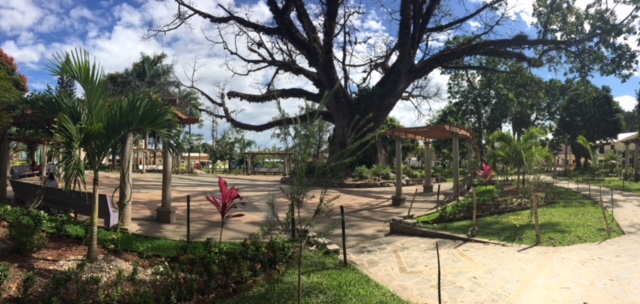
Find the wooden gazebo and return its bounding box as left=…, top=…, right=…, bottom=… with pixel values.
left=385, top=124, right=474, bottom=206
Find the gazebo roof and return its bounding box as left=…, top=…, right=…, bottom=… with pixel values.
left=385, top=123, right=474, bottom=141
left=243, top=152, right=293, bottom=156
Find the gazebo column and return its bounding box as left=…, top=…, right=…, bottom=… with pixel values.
left=284, top=155, right=289, bottom=176
left=423, top=140, right=433, bottom=193
left=452, top=133, right=460, bottom=199
left=625, top=142, right=631, bottom=178
left=635, top=139, right=640, bottom=181
left=247, top=154, right=253, bottom=175
left=41, top=141, right=48, bottom=182
left=391, top=137, right=405, bottom=206
left=157, top=140, right=176, bottom=223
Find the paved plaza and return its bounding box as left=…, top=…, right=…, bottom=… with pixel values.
left=6, top=173, right=640, bottom=303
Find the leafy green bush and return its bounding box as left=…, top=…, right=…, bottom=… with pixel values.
left=475, top=186, right=500, bottom=203
left=9, top=209, right=49, bottom=255
left=435, top=185, right=500, bottom=222
left=0, top=263, right=9, bottom=298
left=0, top=204, right=22, bottom=223
left=353, top=165, right=371, bottom=180
left=370, top=165, right=390, bottom=178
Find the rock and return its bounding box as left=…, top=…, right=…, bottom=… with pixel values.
left=383, top=172, right=395, bottom=180
left=326, top=244, right=341, bottom=254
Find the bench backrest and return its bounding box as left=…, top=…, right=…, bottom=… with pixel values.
left=9, top=179, right=119, bottom=228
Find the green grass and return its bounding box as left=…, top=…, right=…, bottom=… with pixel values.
left=418, top=187, right=624, bottom=246
left=219, top=250, right=410, bottom=304
left=565, top=177, right=640, bottom=195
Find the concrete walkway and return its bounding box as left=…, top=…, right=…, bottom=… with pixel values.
left=7, top=172, right=452, bottom=247
left=348, top=179, right=640, bottom=304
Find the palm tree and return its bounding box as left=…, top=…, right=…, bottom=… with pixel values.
left=487, top=127, right=551, bottom=186
left=48, top=49, right=178, bottom=262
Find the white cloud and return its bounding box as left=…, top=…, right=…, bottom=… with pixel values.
left=0, top=1, right=44, bottom=35
left=615, top=95, right=637, bottom=112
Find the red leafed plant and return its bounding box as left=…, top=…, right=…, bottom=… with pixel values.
left=205, top=176, right=251, bottom=243
left=477, top=163, right=495, bottom=185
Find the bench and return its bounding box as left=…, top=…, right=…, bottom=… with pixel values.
left=9, top=179, right=119, bottom=228
left=254, top=167, right=285, bottom=175
left=10, top=165, right=40, bottom=178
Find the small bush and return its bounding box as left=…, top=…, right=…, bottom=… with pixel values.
left=9, top=210, right=49, bottom=255
left=370, top=165, right=390, bottom=178
left=0, top=263, right=10, bottom=297
left=353, top=165, right=371, bottom=180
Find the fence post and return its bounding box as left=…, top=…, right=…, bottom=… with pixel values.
left=187, top=195, right=191, bottom=242
left=340, top=206, right=347, bottom=267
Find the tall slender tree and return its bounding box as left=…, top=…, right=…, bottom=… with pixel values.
left=48, top=49, right=178, bottom=262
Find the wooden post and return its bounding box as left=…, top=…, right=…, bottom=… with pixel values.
left=407, top=188, right=418, bottom=218
left=436, top=241, right=442, bottom=304
left=533, top=194, right=541, bottom=245
left=423, top=140, right=433, bottom=193
left=472, top=187, right=477, bottom=237
left=599, top=197, right=611, bottom=238
left=436, top=184, right=441, bottom=211
left=187, top=195, right=191, bottom=242
left=341, top=206, right=347, bottom=267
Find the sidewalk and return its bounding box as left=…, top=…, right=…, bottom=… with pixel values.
left=347, top=179, right=640, bottom=303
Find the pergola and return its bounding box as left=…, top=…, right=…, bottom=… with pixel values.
left=242, top=151, right=294, bottom=176
left=384, top=123, right=474, bottom=206
left=619, top=133, right=640, bottom=177
left=1, top=112, right=55, bottom=199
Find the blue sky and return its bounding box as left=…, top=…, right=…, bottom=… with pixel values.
left=2, top=0, right=639, bottom=148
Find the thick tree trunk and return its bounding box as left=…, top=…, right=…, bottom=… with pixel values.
left=0, top=131, right=9, bottom=200
left=118, top=133, right=134, bottom=230
left=87, top=170, right=100, bottom=263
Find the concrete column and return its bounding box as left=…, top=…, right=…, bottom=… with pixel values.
left=423, top=140, right=433, bottom=193
left=452, top=133, right=460, bottom=199
left=635, top=140, right=639, bottom=181
left=391, top=138, right=405, bottom=206
left=41, top=141, right=48, bottom=183
left=247, top=155, right=253, bottom=175
left=157, top=139, right=176, bottom=223
left=625, top=142, right=631, bottom=179
left=142, top=132, right=148, bottom=173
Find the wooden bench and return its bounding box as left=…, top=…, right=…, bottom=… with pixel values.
left=9, top=179, right=119, bottom=228
left=10, top=165, right=39, bottom=178
left=254, top=167, right=285, bottom=175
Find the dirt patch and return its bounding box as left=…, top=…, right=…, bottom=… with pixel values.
left=0, top=222, right=161, bottom=302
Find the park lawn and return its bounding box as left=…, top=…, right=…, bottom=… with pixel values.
left=567, top=176, right=640, bottom=195
left=418, top=187, right=624, bottom=246
left=219, top=249, right=410, bottom=304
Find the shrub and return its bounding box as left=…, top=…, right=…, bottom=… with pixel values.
left=476, top=185, right=500, bottom=203
left=370, top=165, right=390, bottom=178
left=353, top=165, right=371, bottom=180
left=9, top=209, right=49, bottom=255
left=0, top=263, right=9, bottom=298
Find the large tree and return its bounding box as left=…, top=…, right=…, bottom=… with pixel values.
left=556, top=80, right=624, bottom=169
left=154, top=0, right=640, bottom=166
left=0, top=49, right=28, bottom=199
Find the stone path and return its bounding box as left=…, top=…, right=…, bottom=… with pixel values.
left=348, top=179, right=640, bottom=304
